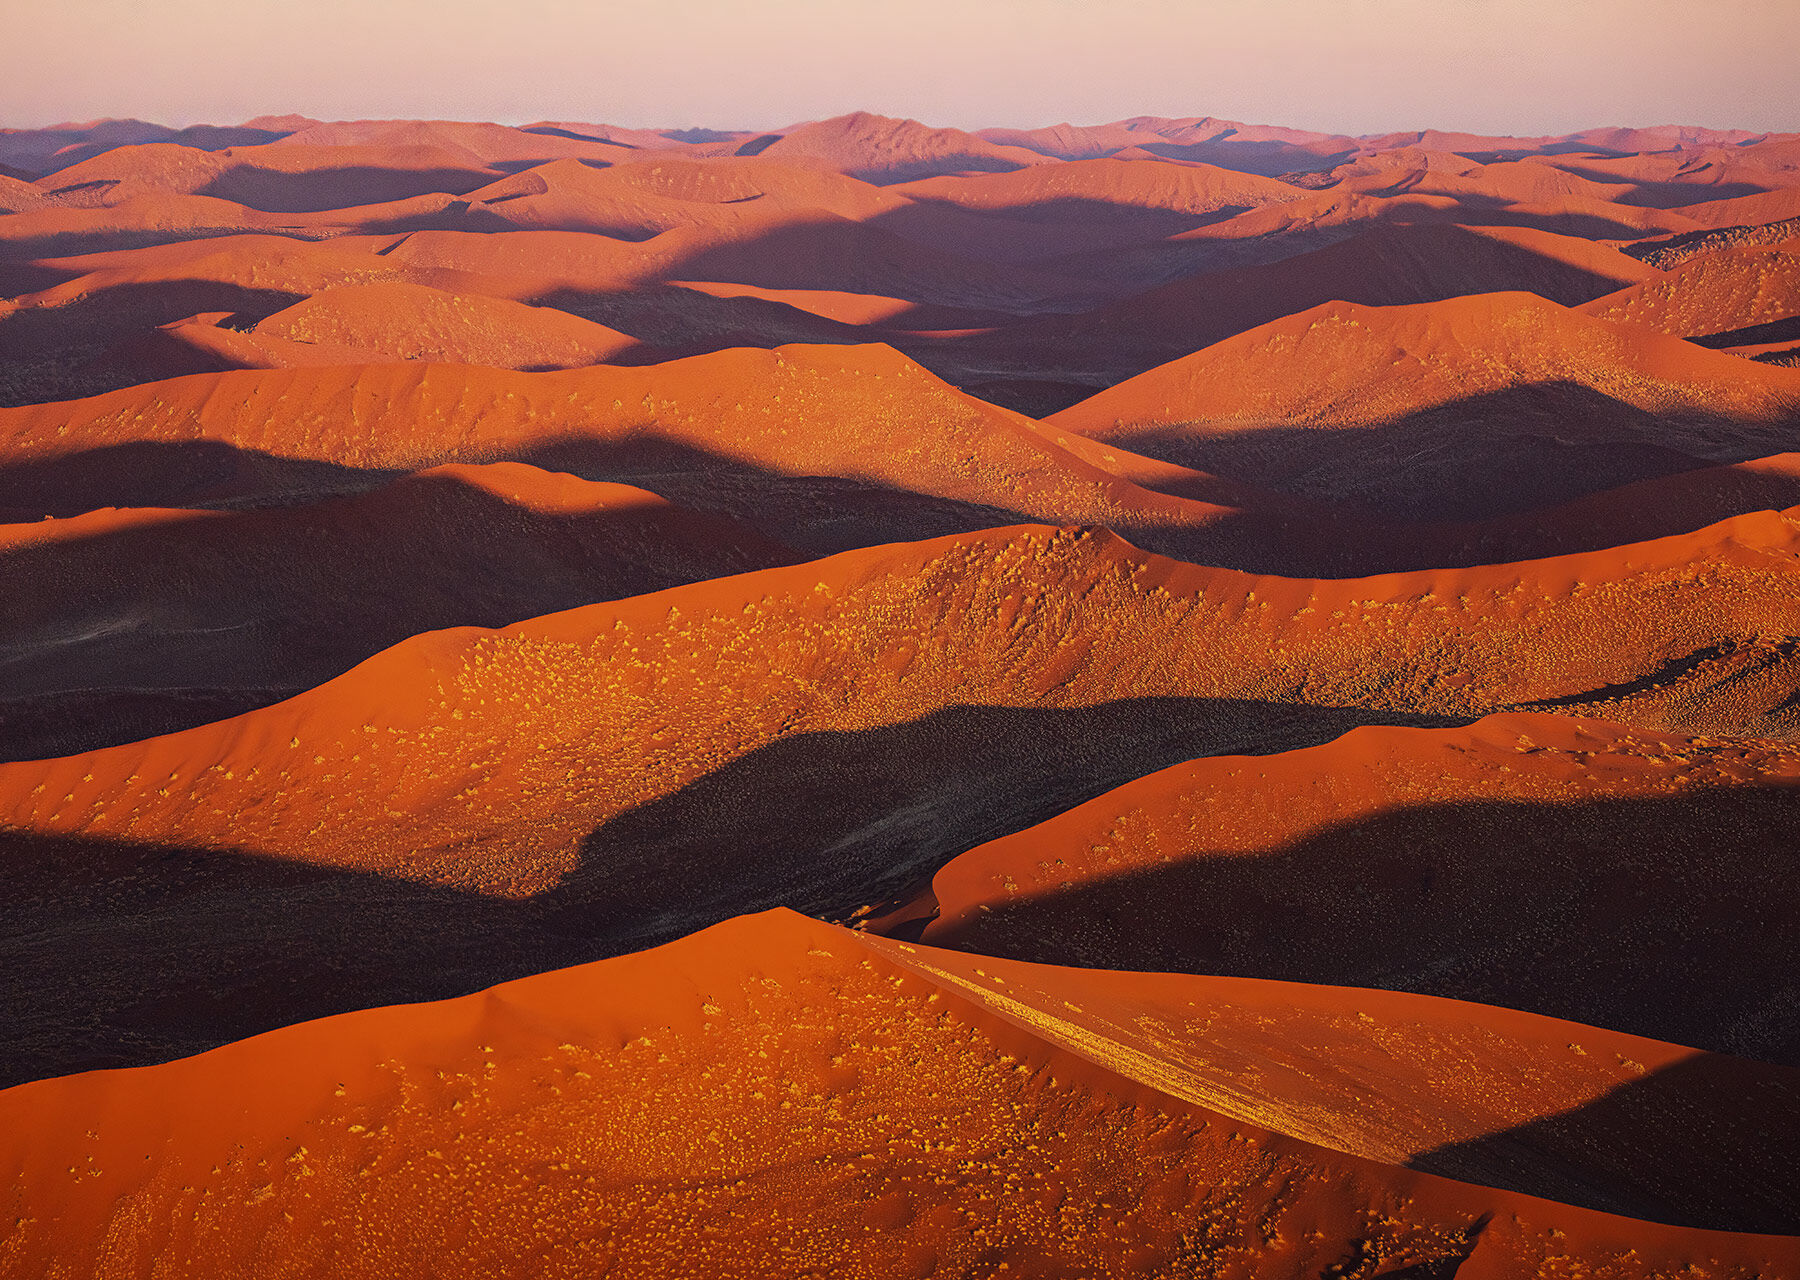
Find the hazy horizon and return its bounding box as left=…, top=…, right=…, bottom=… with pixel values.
left=3, top=0, right=1795, bottom=137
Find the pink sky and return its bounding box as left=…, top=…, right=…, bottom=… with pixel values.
left=2, top=0, right=1795, bottom=135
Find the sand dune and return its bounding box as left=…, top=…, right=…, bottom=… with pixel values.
left=0, top=461, right=794, bottom=757
left=362, top=207, right=1104, bottom=314
left=667, top=280, right=1012, bottom=329
left=1536, top=149, right=1791, bottom=209
left=974, top=119, right=1194, bottom=161
left=1418, top=449, right=1800, bottom=568
left=891, top=156, right=1302, bottom=220
left=748, top=111, right=1051, bottom=184
left=3, top=336, right=1796, bottom=571
left=1565, top=124, right=1771, bottom=153
left=99, top=313, right=401, bottom=380
left=1582, top=244, right=1800, bottom=340
left=0, top=173, right=45, bottom=213
left=0, top=118, right=299, bottom=176
left=0, top=346, right=1219, bottom=550
left=456, top=154, right=905, bottom=239
left=38, top=141, right=501, bottom=213
left=0, top=191, right=283, bottom=261
left=944, top=223, right=1661, bottom=388
left=1102, top=116, right=1361, bottom=175
left=267, top=118, right=649, bottom=169
left=632, top=208, right=1104, bottom=311
left=1048, top=291, right=1800, bottom=518
left=912, top=711, right=1800, bottom=1062
left=4, top=909, right=1797, bottom=1277
left=1077, top=182, right=1695, bottom=289
left=0, top=234, right=454, bottom=404
left=1055, top=289, right=1800, bottom=428
left=4, top=516, right=1800, bottom=1079
left=370, top=227, right=651, bottom=291
left=13, top=233, right=415, bottom=301
left=6, top=111, right=1800, bottom=1267
left=1670, top=184, right=1800, bottom=231
left=250, top=280, right=640, bottom=368
left=1627, top=215, right=1800, bottom=271
left=520, top=119, right=716, bottom=152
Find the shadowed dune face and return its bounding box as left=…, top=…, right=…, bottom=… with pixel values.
left=0, top=696, right=1443, bottom=1086
left=1065, top=382, right=1794, bottom=522
left=0, top=463, right=798, bottom=758
left=5, top=341, right=1800, bottom=581
left=5, top=518, right=1800, bottom=1084
left=7, top=114, right=1800, bottom=1274
left=908, top=715, right=1800, bottom=1063
left=1044, top=293, right=1800, bottom=519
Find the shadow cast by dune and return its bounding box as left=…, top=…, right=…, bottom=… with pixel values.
left=196, top=165, right=495, bottom=215
left=1132, top=139, right=1358, bottom=176
left=537, top=281, right=868, bottom=354
left=915, top=226, right=1672, bottom=387
left=1409, top=1052, right=1800, bottom=1234
left=6, top=414, right=1800, bottom=604
left=880, top=194, right=1251, bottom=243
left=0, top=225, right=331, bottom=265
left=644, top=216, right=1104, bottom=313
left=732, top=134, right=781, bottom=157
left=1544, top=165, right=1772, bottom=210
left=919, top=787, right=1800, bottom=1067
left=0, top=279, right=310, bottom=406
left=0, top=696, right=1460, bottom=1089
left=1690, top=314, right=1800, bottom=350
left=1101, top=381, right=1800, bottom=522
left=1624, top=216, right=1800, bottom=271
left=0, top=470, right=801, bottom=758
left=512, top=433, right=1044, bottom=555
left=0, top=439, right=395, bottom=517
left=520, top=126, right=640, bottom=149
left=561, top=698, right=1454, bottom=950
left=0, top=432, right=1036, bottom=553
left=9, top=758, right=1796, bottom=1231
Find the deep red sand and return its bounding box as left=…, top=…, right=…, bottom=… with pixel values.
left=3, top=910, right=1797, bottom=1278
left=5, top=113, right=1800, bottom=1273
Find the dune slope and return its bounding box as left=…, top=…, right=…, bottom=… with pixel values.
left=5, top=516, right=1800, bottom=1079
left=0, top=462, right=796, bottom=758
left=908, top=712, right=1800, bottom=1062
left=2, top=910, right=1797, bottom=1278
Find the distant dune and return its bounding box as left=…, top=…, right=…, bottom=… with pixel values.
left=931, top=222, right=1663, bottom=392
left=748, top=111, right=1052, bottom=184
left=251, top=280, right=641, bottom=368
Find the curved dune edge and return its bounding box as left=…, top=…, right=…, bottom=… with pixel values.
left=0, top=460, right=799, bottom=758
left=5, top=340, right=1800, bottom=577
left=1048, top=290, right=1800, bottom=435
left=1, top=908, right=1796, bottom=1279
left=5, top=510, right=1800, bottom=879
left=900, top=709, right=1800, bottom=1061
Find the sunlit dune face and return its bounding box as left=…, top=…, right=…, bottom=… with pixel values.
left=3, top=98, right=1800, bottom=1279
